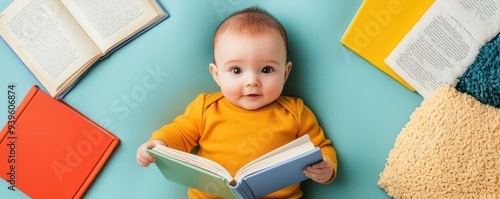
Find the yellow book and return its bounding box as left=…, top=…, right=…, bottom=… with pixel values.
left=340, top=0, right=435, bottom=91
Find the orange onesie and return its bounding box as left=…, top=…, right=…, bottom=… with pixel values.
left=151, top=92, right=337, bottom=198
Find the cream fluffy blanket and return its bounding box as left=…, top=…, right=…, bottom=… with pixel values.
left=378, top=85, right=500, bottom=198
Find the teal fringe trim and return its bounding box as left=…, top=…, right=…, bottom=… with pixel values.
left=456, top=33, right=500, bottom=108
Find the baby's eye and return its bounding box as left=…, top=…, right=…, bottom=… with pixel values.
left=261, top=66, right=274, bottom=74
left=231, top=67, right=242, bottom=74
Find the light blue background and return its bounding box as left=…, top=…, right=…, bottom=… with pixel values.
left=0, top=0, right=423, bottom=198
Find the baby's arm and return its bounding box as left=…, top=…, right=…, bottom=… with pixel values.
left=303, top=157, right=334, bottom=183
left=136, top=139, right=166, bottom=167
left=295, top=99, right=337, bottom=183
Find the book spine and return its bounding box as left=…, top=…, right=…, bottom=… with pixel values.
left=228, top=182, right=248, bottom=199
left=239, top=180, right=255, bottom=199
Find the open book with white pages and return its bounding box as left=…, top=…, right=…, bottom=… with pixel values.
left=385, top=0, right=500, bottom=98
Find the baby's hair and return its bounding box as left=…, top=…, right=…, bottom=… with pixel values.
left=213, top=6, right=289, bottom=61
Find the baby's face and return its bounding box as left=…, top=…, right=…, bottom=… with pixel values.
left=210, top=29, right=291, bottom=110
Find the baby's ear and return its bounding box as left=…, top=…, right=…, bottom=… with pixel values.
left=209, top=63, right=220, bottom=86
left=284, top=62, right=292, bottom=82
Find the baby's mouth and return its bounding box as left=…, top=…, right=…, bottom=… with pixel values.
left=244, top=94, right=261, bottom=99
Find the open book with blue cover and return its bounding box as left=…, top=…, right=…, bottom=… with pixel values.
left=147, top=135, right=323, bottom=199
left=0, top=0, right=168, bottom=99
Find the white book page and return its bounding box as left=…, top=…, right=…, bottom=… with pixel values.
left=60, top=0, right=163, bottom=53
left=385, top=2, right=484, bottom=98
left=437, top=0, right=500, bottom=45
left=0, top=0, right=101, bottom=97
left=234, top=142, right=314, bottom=182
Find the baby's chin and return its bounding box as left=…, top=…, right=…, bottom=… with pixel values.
left=234, top=100, right=276, bottom=110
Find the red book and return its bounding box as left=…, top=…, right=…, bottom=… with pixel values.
left=0, top=85, right=120, bottom=198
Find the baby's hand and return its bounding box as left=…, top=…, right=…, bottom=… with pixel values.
left=303, top=157, right=333, bottom=183
left=136, top=139, right=166, bottom=167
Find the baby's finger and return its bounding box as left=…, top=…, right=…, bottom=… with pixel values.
left=137, top=158, right=150, bottom=167
left=137, top=151, right=155, bottom=166
left=143, top=151, right=156, bottom=162
left=306, top=165, right=328, bottom=174
left=303, top=169, right=329, bottom=183
left=312, top=161, right=328, bottom=169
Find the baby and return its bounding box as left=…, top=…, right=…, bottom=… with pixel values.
left=137, top=6, right=337, bottom=199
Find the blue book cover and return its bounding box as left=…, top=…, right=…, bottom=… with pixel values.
left=236, top=148, right=322, bottom=198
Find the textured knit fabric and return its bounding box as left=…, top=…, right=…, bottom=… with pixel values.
left=378, top=85, right=500, bottom=198
left=456, top=33, right=500, bottom=108
left=151, top=92, right=337, bottom=199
